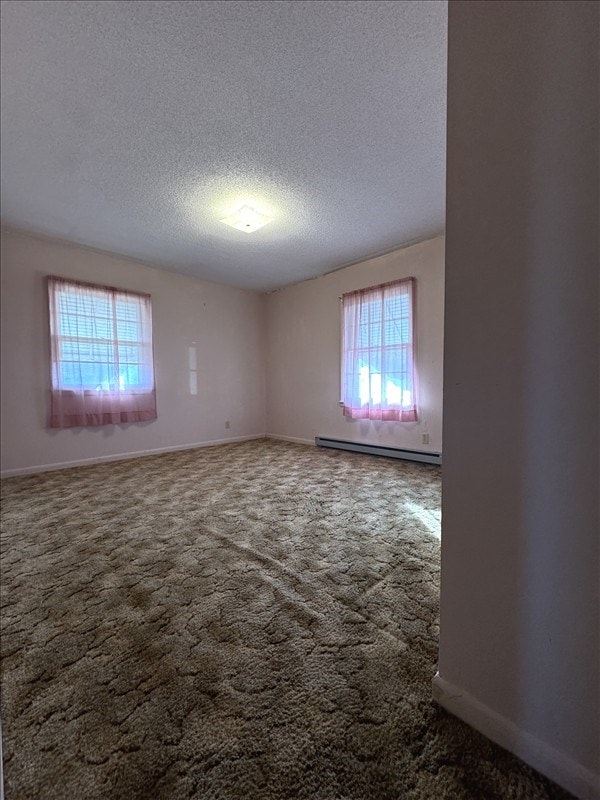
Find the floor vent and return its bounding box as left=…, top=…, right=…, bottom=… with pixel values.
left=315, top=437, right=442, bottom=466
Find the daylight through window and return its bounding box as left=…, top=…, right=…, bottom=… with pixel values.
left=341, top=277, right=417, bottom=421
left=47, top=276, right=157, bottom=428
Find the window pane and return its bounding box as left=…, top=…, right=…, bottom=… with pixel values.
left=384, top=293, right=408, bottom=317
left=384, top=317, right=409, bottom=345
left=59, top=314, right=113, bottom=340
left=384, top=347, right=408, bottom=374
left=119, top=365, right=141, bottom=388
left=59, top=361, right=114, bottom=390
left=116, top=301, right=140, bottom=340
left=61, top=340, right=113, bottom=362
left=115, top=299, right=138, bottom=319
left=366, top=350, right=381, bottom=374
left=117, top=345, right=141, bottom=364
left=116, top=322, right=140, bottom=342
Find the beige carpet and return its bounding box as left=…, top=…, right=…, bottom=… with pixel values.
left=0, top=439, right=572, bottom=799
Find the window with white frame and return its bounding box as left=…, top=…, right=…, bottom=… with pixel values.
left=47, top=276, right=157, bottom=428
left=341, top=277, right=417, bottom=421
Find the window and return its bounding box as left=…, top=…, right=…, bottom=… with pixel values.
left=341, top=277, right=417, bottom=421
left=48, top=276, right=157, bottom=428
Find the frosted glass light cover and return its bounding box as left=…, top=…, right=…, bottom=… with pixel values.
left=220, top=205, right=273, bottom=233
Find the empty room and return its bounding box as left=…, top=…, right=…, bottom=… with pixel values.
left=0, top=2, right=598, bottom=799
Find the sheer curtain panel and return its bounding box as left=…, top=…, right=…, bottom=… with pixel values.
left=48, top=276, right=157, bottom=428
left=341, top=277, right=417, bottom=422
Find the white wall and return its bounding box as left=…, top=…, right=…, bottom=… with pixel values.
left=265, top=237, right=444, bottom=452
left=0, top=229, right=266, bottom=475
left=436, top=2, right=599, bottom=798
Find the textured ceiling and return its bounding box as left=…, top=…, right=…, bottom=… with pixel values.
left=0, top=0, right=447, bottom=292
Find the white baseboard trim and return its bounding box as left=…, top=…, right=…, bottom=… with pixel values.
left=432, top=672, right=600, bottom=800
left=265, top=433, right=315, bottom=446
left=0, top=434, right=267, bottom=478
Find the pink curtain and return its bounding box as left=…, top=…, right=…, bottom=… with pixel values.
left=48, top=276, right=157, bottom=428
left=341, top=277, right=417, bottom=422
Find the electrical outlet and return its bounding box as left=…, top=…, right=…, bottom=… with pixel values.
left=225, top=420, right=230, bottom=429
left=422, top=433, right=430, bottom=445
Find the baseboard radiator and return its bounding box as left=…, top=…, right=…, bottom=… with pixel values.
left=315, top=437, right=442, bottom=466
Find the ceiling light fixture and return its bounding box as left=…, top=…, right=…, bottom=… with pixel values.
left=220, top=205, right=273, bottom=233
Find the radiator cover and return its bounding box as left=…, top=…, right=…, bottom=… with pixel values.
left=315, top=436, right=442, bottom=466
